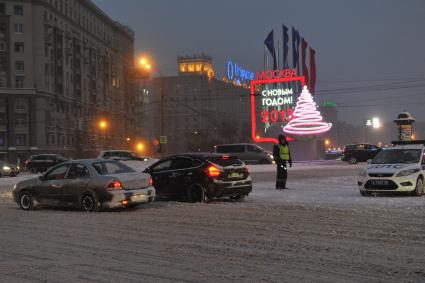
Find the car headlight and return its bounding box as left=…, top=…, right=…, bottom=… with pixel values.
left=3, top=166, right=10, bottom=170
left=359, top=169, right=367, bottom=177
left=395, top=168, right=420, bottom=177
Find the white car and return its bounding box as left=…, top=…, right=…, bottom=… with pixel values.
left=358, top=142, right=425, bottom=196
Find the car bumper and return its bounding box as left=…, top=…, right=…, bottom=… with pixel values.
left=209, top=177, right=253, bottom=197
left=358, top=174, right=419, bottom=193
left=103, top=186, right=156, bottom=208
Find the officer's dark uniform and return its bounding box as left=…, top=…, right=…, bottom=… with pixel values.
left=273, top=135, right=292, bottom=189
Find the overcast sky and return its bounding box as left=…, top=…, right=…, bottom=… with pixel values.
left=92, top=0, right=425, bottom=125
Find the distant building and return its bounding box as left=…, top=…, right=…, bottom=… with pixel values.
left=0, top=0, right=135, bottom=163
left=136, top=55, right=251, bottom=154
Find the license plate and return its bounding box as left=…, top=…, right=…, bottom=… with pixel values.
left=131, top=195, right=147, bottom=201
left=371, top=180, right=389, bottom=186
left=228, top=172, right=242, bottom=179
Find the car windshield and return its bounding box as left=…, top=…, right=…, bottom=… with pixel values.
left=371, top=149, right=422, bottom=164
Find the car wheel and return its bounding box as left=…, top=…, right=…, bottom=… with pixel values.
left=230, top=195, right=245, bottom=202
left=81, top=194, right=100, bottom=212
left=360, top=191, right=371, bottom=197
left=348, top=157, right=357, bottom=164
left=29, top=167, right=37, bottom=174
left=412, top=178, right=424, bottom=197
left=187, top=184, right=208, bottom=203
left=19, top=191, right=34, bottom=210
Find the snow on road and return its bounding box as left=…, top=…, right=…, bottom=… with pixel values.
left=1, top=162, right=424, bottom=209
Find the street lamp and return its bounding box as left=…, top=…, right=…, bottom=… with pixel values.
left=137, top=55, right=165, bottom=156
left=98, top=120, right=108, bottom=149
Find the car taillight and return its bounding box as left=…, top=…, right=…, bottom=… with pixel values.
left=207, top=165, right=221, bottom=178
left=243, top=167, right=249, bottom=173
left=149, top=177, right=153, bottom=186
left=106, top=180, right=122, bottom=191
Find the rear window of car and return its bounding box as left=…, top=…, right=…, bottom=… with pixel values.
left=216, top=145, right=245, bottom=153
left=207, top=157, right=243, bottom=167
left=92, top=161, right=135, bottom=175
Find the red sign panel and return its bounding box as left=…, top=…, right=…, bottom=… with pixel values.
left=250, top=71, right=305, bottom=144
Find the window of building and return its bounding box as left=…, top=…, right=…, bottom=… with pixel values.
left=0, top=132, right=6, bottom=146
left=15, top=98, right=26, bottom=110
left=15, top=134, right=26, bottom=146
left=14, top=5, right=23, bottom=16
left=0, top=3, right=5, bottom=14
left=14, top=24, right=23, bottom=34
left=0, top=42, right=5, bottom=52
left=15, top=42, right=24, bottom=53
left=0, top=22, right=7, bottom=33
left=15, top=61, right=24, bottom=73
left=15, top=76, right=24, bottom=88
left=15, top=113, right=26, bottom=127
left=0, top=112, right=6, bottom=125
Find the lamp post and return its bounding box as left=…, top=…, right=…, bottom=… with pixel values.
left=364, top=117, right=380, bottom=143
left=138, top=56, right=165, bottom=157
left=98, top=119, right=108, bottom=149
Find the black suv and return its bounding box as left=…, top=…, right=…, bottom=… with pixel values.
left=143, top=153, right=252, bottom=202
left=25, top=154, right=68, bottom=173
left=341, top=144, right=382, bottom=164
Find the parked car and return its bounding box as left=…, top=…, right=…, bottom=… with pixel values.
left=0, top=161, right=20, bottom=177
left=98, top=150, right=155, bottom=162
left=341, top=143, right=382, bottom=164
left=144, top=153, right=252, bottom=202
left=12, top=159, right=155, bottom=211
left=358, top=141, right=425, bottom=196
left=25, top=154, right=68, bottom=173
left=212, top=143, right=274, bottom=164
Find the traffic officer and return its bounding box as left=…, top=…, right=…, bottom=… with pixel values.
left=273, top=135, right=292, bottom=189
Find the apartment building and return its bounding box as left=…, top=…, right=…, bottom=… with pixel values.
left=0, top=0, right=135, bottom=164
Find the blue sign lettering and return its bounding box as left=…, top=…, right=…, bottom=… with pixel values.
left=226, top=60, right=255, bottom=85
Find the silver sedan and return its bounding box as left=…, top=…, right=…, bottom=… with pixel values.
left=12, top=159, right=155, bottom=211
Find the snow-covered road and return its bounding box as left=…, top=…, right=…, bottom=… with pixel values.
left=1, top=162, right=425, bottom=282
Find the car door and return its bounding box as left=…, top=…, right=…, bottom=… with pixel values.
left=62, top=163, right=91, bottom=204
left=37, top=164, right=71, bottom=204
left=149, top=159, right=173, bottom=198
left=355, top=144, right=367, bottom=162
left=169, top=157, right=195, bottom=198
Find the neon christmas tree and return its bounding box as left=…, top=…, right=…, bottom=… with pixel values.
left=283, top=85, right=332, bottom=135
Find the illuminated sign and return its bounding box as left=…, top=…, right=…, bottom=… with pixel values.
left=282, top=86, right=332, bottom=136
left=250, top=70, right=304, bottom=144
left=226, top=60, right=255, bottom=85
left=261, top=88, right=294, bottom=106
left=250, top=70, right=332, bottom=143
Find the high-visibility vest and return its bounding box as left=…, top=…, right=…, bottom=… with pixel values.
left=279, top=144, right=290, bottom=161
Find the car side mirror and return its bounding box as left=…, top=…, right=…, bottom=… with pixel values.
left=38, top=175, right=45, bottom=181
left=367, top=159, right=372, bottom=164
left=143, top=167, right=150, bottom=173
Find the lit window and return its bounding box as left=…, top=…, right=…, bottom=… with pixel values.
left=179, top=63, right=187, bottom=72
left=187, top=64, right=194, bottom=72
left=195, top=63, right=202, bottom=72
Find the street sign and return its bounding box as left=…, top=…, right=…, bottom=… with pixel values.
left=159, top=136, right=167, bottom=144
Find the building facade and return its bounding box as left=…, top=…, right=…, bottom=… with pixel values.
left=0, top=0, right=135, bottom=164
left=136, top=55, right=251, bottom=154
